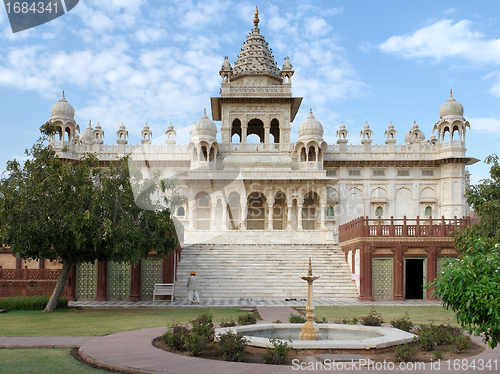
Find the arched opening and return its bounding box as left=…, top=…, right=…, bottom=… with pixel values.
left=65, top=127, right=71, bottom=142
left=246, top=134, right=261, bottom=143
left=57, top=126, right=63, bottom=141
left=209, top=147, right=216, bottom=162
left=308, top=146, right=316, bottom=162
left=442, top=126, right=451, bottom=143
left=231, top=133, right=241, bottom=143
left=201, top=145, right=208, bottom=161
left=195, top=192, right=210, bottom=230
left=302, top=192, right=319, bottom=230
left=300, top=147, right=306, bottom=162
left=425, top=206, right=432, bottom=217
left=246, top=192, right=266, bottom=230
left=326, top=206, right=334, bottom=218
left=227, top=192, right=240, bottom=230
left=231, top=118, right=242, bottom=143
left=270, top=118, right=280, bottom=143
left=177, top=206, right=185, bottom=216
left=375, top=206, right=383, bottom=217
left=247, top=118, right=264, bottom=143
left=452, top=125, right=460, bottom=141
left=273, top=191, right=286, bottom=230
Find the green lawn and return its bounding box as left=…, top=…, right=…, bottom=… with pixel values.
left=0, top=307, right=248, bottom=337
left=0, top=349, right=107, bottom=373
left=314, top=306, right=459, bottom=326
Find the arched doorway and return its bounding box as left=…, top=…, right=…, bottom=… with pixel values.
left=195, top=192, right=211, bottom=230
left=302, top=192, right=319, bottom=230
left=247, top=118, right=264, bottom=143
left=273, top=191, right=286, bottom=230
left=227, top=192, right=240, bottom=230
left=247, top=192, right=266, bottom=230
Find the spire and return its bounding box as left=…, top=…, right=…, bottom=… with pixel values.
left=61, top=90, right=66, bottom=101
left=308, top=108, right=314, bottom=118
left=449, top=89, right=455, bottom=101
left=203, top=108, right=208, bottom=118
left=253, top=7, right=259, bottom=28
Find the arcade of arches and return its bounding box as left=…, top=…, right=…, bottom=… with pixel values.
left=183, top=189, right=328, bottom=231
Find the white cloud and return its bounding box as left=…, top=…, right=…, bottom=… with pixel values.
left=304, top=17, right=331, bottom=38
left=469, top=117, right=500, bottom=133
left=379, top=19, right=500, bottom=64
left=442, top=8, right=457, bottom=16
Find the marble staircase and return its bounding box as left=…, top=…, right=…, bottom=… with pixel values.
left=173, top=242, right=359, bottom=301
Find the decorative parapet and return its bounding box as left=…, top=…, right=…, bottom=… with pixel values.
left=338, top=215, right=471, bottom=243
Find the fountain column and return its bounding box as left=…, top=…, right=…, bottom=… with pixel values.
left=299, top=258, right=321, bottom=340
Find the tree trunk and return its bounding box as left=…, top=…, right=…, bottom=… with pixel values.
left=44, top=259, right=72, bottom=312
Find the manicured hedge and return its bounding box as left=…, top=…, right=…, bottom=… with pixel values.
left=0, top=296, right=68, bottom=311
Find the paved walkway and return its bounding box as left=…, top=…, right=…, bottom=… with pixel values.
left=2, top=305, right=499, bottom=373
left=69, top=298, right=441, bottom=308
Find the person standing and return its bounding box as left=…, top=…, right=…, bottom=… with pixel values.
left=187, top=271, right=200, bottom=304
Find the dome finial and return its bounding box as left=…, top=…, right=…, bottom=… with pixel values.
left=253, top=6, right=259, bottom=28
left=309, top=108, right=314, bottom=118
left=61, top=90, right=66, bottom=101
left=203, top=108, right=208, bottom=118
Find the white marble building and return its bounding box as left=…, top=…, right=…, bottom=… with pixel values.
left=48, top=10, right=477, bottom=247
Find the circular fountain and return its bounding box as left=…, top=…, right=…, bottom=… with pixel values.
left=215, top=259, right=416, bottom=350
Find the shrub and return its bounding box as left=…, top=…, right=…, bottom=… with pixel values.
left=414, top=324, right=464, bottom=351
left=273, top=320, right=282, bottom=324
left=262, top=338, right=291, bottom=365
left=393, top=342, right=415, bottom=362
left=184, top=331, right=209, bottom=356
left=339, top=317, right=358, bottom=325
left=390, top=312, right=414, bottom=332
left=238, top=312, right=258, bottom=325
left=190, top=311, right=214, bottom=340
left=219, top=319, right=237, bottom=327
left=433, top=350, right=443, bottom=359
left=360, top=307, right=383, bottom=326
left=163, top=323, right=189, bottom=351
left=289, top=313, right=307, bottom=323
left=215, top=331, right=249, bottom=361
left=453, top=334, right=472, bottom=352
left=0, top=296, right=68, bottom=311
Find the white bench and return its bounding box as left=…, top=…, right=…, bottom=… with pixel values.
left=153, top=283, right=174, bottom=302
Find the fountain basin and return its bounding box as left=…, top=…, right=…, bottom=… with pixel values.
left=215, top=323, right=416, bottom=350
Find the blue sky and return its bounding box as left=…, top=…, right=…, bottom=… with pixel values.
left=1, top=0, right=499, bottom=184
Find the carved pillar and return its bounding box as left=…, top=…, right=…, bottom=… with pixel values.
left=188, top=201, right=195, bottom=229
left=320, top=203, right=326, bottom=229
left=96, top=261, right=108, bottom=301
left=427, top=245, right=437, bottom=300
left=240, top=200, right=247, bottom=230
left=264, top=125, right=270, bottom=144
left=130, top=260, right=142, bottom=301
left=286, top=204, right=292, bottom=230
left=267, top=201, right=274, bottom=230
left=298, top=204, right=303, bottom=231
left=242, top=125, right=247, bottom=144
left=222, top=204, right=228, bottom=230
left=358, top=243, right=372, bottom=301
left=394, top=245, right=404, bottom=301
left=210, top=203, right=216, bottom=231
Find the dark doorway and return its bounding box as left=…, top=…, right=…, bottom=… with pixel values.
left=405, top=259, right=424, bottom=299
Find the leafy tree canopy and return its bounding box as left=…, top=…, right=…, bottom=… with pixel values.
left=0, top=123, right=181, bottom=311
left=429, top=155, right=500, bottom=348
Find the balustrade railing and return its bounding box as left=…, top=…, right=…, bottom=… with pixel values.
left=339, top=215, right=470, bottom=242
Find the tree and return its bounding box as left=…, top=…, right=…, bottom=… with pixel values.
left=0, top=123, right=181, bottom=312
left=428, top=155, right=500, bottom=348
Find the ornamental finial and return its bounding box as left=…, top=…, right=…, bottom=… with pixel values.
left=253, top=6, right=259, bottom=28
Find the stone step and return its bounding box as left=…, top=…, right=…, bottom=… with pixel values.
left=174, top=243, right=359, bottom=300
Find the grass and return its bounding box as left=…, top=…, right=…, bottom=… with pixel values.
left=0, top=349, right=107, bottom=373
left=314, top=306, right=459, bottom=326
left=0, top=307, right=249, bottom=337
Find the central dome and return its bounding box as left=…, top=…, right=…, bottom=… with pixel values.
left=51, top=91, right=75, bottom=119
left=299, top=109, right=324, bottom=139
left=439, top=90, right=464, bottom=118
left=192, top=109, right=217, bottom=136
